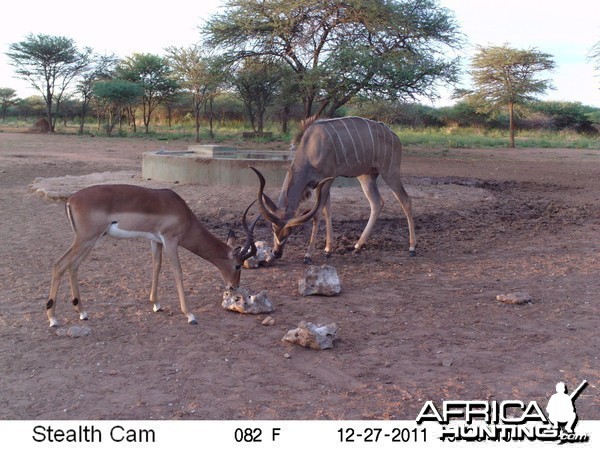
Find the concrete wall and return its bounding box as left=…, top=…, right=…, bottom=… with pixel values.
left=142, top=151, right=359, bottom=187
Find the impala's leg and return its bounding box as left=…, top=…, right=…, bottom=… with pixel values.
left=384, top=176, right=417, bottom=256
left=47, top=238, right=95, bottom=326
left=149, top=241, right=163, bottom=313
left=47, top=246, right=74, bottom=327
left=354, top=174, right=384, bottom=252
left=164, top=243, right=197, bottom=325
left=66, top=240, right=96, bottom=321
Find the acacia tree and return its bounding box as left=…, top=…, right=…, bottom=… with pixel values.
left=93, top=79, right=143, bottom=134
left=6, top=34, right=93, bottom=132
left=165, top=46, right=225, bottom=142
left=0, top=88, right=18, bottom=121
left=232, top=57, right=287, bottom=133
left=203, top=0, right=462, bottom=118
left=75, top=54, right=119, bottom=134
left=459, top=44, right=556, bottom=147
left=116, top=53, right=179, bottom=133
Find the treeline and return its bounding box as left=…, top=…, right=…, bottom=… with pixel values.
left=2, top=92, right=599, bottom=136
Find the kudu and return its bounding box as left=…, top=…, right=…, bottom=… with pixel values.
left=47, top=184, right=259, bottom=327
left=253, top=116, right=416, bottom=263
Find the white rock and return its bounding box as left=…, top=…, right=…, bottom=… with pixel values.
left=243, top=241, right=275, bottom=269
left=298, top=265, right=341, bottom=296
left=55, top=325, right=92, bottom=338
left=282, top=321, right=339, bottom=350
left=222, top=287, right=274, bottom=314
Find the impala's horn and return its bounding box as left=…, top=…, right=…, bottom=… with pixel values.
left=250, top=166, right=285, bottom=227
left=239, top=200, right=260, bottom=261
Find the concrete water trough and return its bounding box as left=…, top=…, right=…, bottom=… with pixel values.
left=142, top=144, right=358, bottom=187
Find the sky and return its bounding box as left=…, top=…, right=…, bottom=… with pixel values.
left=1, top=0, right=599, bottom=107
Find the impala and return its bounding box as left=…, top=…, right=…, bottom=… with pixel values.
left=253, top=116, right=416, bottom=263
left=46, top=184, right=258, bottom=327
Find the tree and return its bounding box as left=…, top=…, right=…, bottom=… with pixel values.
left=93, top=80, right=143, bottom=134
left=165, top=46, right=224, bottom=142
left=232, top=57, right=286, bottom=133
left=75, top=54, right=119, bottom=134
left=0, top=88, right=19, bottom=121
left=203, top=0, right=462, bottom=118
left=458, top=44, right=556, bottom=147
left=116, top=53, right=179, bottom=133
left=6, top=34, right=93, bottom=132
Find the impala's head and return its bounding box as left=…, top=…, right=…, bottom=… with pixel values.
left=250, top=166, right=333, bottom=259
left=222, top=201, right=259, bottom=288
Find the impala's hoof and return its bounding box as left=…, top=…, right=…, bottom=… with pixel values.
left=303, top=256, right=313, bottom=265
left=409, top=249, right=417, bottom=257
left=186, top=313, right=198, bottom=325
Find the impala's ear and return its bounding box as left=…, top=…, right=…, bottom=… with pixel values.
left=226, top=230, right=236, bottom=247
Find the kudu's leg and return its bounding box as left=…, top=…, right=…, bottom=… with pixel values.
left=354, top=174, right=384, bottom=252
left=323, top=195, right=334, bottom=257
left=382, top=175, right=417, bottom=256
left=149, top=241, right=163, bottom=313
left=304, top=194, right=333, bottom=264
left=163, top=242, right=197, bottom=325
left=305, top=210, right=321, bottom=264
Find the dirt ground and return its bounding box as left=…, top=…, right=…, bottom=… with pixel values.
left=0, top=131, right=598, bottom=421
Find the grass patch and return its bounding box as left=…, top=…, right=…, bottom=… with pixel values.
left=2, top=119, right=598, bottom=150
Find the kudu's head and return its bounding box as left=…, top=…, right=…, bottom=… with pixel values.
left=223, top=201, right=260, bottom=287
left=250, top=166, right=333, bottom=259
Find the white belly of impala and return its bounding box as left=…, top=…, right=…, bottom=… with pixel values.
left=106, top=222, right=163, bottom=243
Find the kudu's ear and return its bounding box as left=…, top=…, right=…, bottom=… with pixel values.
left=284, top=177, right=334, bottom=229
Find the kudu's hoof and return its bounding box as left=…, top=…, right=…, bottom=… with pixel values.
left=324, top=251, right=333, bottom=259
left=409, top=250, right=417, bottom=257
left=188, top=319, right=198, bottom=325
left=303, top=256, right=313, bottom=265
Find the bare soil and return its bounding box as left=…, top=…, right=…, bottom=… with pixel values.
left=0, top=131, right=598, bottom=420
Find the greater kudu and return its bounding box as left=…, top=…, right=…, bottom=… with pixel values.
left=252, top=116, right=416, bottom=263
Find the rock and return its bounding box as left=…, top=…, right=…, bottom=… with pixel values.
left=282, top=321, right=339, bottom=350
left=243, top=241, right=275, bottom=269
left=298, top=265, right=341, bottom=296
left=496, top=292, right=533, bottom=305
left=222, top=287, right=274, bottom=314
left=261, top=316, right=275, bottom=326
left=56, top=325, right=92, bottom=338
